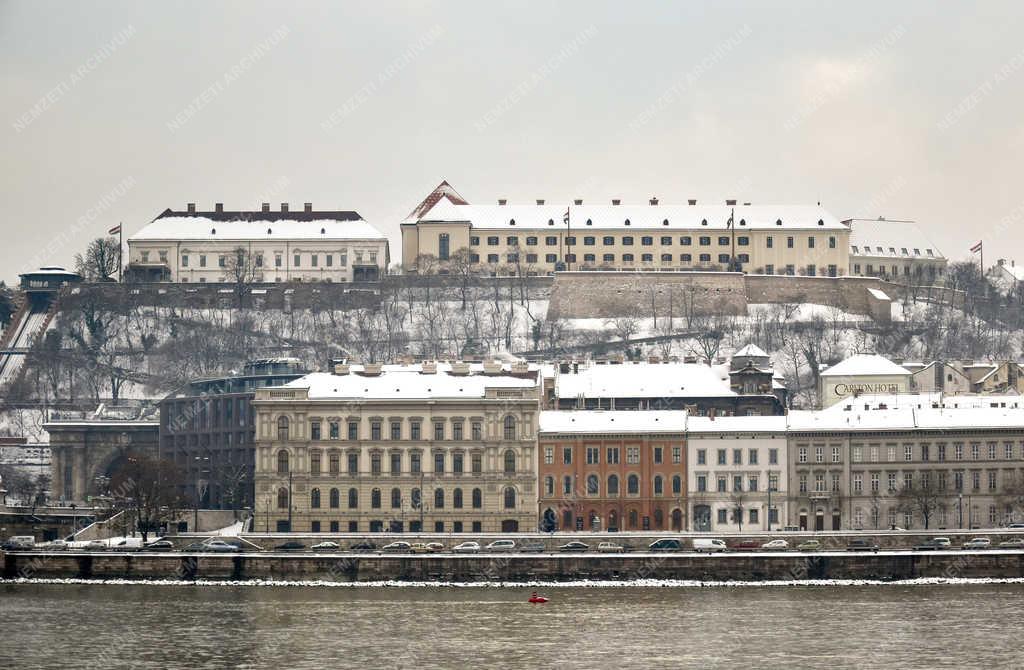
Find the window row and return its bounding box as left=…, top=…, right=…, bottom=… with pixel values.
left=177, top=251, right=377, bottom=268
left=696, top=447, right=780, bottom=467
left=543, top=445, right=681, bottom=466
left=278, top=415, right=519, bottom=442
left=284, top=485, right=519, bottom=511
left=848, top=442, right=1024, bottom=464
left=542, top=473, right=684, bottom=497
left=696, top=473, right=779, bottom=493
left=276, top=448, right=519, bottom=475
left=471, top=235, right=836, bottom=249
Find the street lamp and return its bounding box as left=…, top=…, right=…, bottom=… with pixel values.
left=194, top=454, right=210, bottom=531
left=958, top=492, right=964, bottom=529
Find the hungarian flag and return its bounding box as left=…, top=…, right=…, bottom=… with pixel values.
left=563, top=208, right=570, bottom=225
left=970, top=240, right=982, bottom=253
left=108, top=224, right=121, bottom=235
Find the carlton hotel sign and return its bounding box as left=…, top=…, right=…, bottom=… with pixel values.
left=832, top=382, right=903, bottom=396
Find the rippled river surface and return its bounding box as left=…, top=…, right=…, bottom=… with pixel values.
left=2, top=582, right=1023, bottom=669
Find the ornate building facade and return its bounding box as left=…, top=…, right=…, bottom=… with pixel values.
left=252, top=362, right=540, bottom=533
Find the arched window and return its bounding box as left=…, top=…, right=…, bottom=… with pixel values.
left=544, top=476, right=554, bottom=496
left=371, top=488, right=381, bottom=509
left=347, top=488, right=358, bottom=509
left=654, top=508, right=664, bottom=529
left=276, top=449, right=289, bottom=474
left=277, top=487, right=288, bottom=509
left=607, top=474, right=619, bottom=496
left=503, top=487, right=516, bottom=509
left=434, top=488, right=445, bottom=509
left=628, top=509, right=638, bottom=529
left=391, top=488, right=401, bottom=509
left=277, top=416, right=289, bottom=441
left=503, top=415, right=517, bottom=440
left=672, top=475, right=682, bottom=495
left=503, top=449, right=516, bottom=474
left=627, top=474, right=639, bottom=495
left=653, top=475, right=663, bottom=496
left=563, top=509, right=573, bottom=529
left=587, top=474, right=599, bottom=495
left=472, top=488, right=482, bottom=509
left=310, top=488, right=321, bottom=509
left=453, top=488, right=463, bottom=508
left=329, top=488, right=340, bottom=509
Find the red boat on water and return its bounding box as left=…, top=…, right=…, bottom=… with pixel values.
left=528, top=592, right=549, bottom=604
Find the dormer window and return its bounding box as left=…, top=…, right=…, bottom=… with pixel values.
left=776, top=219, right=782, bottom=226
left=548, top=219, right=554, bottom=225
left=662, top=219, right=669, bottom=226
left=509, top=219, right=515, bottom=226
left=267, top=228, right=273, bottom=234
left=852, top=246, right=859, bottom=253
left=913, top=248, right=920, bottom=255
left=739, top=219, right=746, bottom=226
left=586, top=219, right=592, bottom=226
left=701, top=219, right=708, bottom=226
left=817, top=219, right=824, bottom=226
left=624, top=219, right=631, bottom=226
left=321, top=227, right=326, bottom=234
left=211, top=228, right=216, bottom=235
left=901, top=247, right=908, bottom=255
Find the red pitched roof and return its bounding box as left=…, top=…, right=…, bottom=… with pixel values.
left=404, top=180, right=469, bottom=222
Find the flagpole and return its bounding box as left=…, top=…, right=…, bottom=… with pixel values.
left=118, top=222, right=123, bottom=283
left=730, top=207, right=736, bottom=272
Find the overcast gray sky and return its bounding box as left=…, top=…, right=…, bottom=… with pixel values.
left=3, top=0, right=1024, bottom=283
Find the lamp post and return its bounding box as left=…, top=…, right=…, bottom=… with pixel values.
left=193, top=454, right=210, bottom=531
left=958, top=492, right=964, bottom=529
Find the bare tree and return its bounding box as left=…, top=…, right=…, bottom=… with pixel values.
left=729, top=489, right=747, bottom=532
left=895, top=480, right=944, bottom=530
left=222, top=246, right=260, bottom=308
left=608, top=316, right=640, bottom=343
left=74, top=236, right=121, bottom=282
left=109, top=453, right=185, bottom=543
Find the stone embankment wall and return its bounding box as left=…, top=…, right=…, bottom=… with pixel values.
left=548, top=271, right=896, bottom=322
left=5, top=550, right=1023, bottom=582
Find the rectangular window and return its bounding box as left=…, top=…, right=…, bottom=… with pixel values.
left=853, top=473, right=863, bottom=493
left=905, top=444, right=913, bottom=461
left=472, top=453, right=482, bottom=474
left=371, top=422, right=381, bottom=441
left=921, top=444, right=930, bottom=461
left=870, top=473, right=879, bottom=492
left=181, top=254, right=189, bottom=267
left=453, top=452, right=463, bottom=474
left=733, top=449, right=742, bottom=465
left=627, top=447, right=640, bottom=464
left=311, top=421, right=321, bottom=441
left=654, top=447, right=663, bottom=464
left=390, top=422, right=401, bottom=440
left=938, top=444, right=946, bottom=461
left=347, top=452, right=359, bottom=475
left=607, top=447, right=620, bottom=464
left=411, top=421, right=421, bottom=440
left=310, top=451, right=321, bottom=475
left=697, top=475, right=707, bottom=492
left=798, top=447, right=807, bottom=463
left=411, top=452, right=422, bottom=474
left=717, top=476, right=727, bottom=493
left=733, top=475, right=743, bottom=492
left=434, top=452, right=444, bottom=474
left=769, top=448, right=778, bottom=465
left=347, top=422, right=358, bottom=440
left=799, top=474, right=807, bottom=493
left=718, top=509, right=728, bottom=524
left=452, top=422, right=463, bottom=440
left=325, top=254, right=332, bottom=267
left=275, top=255, right=282, bottom=267
left=815, top=446, right=823, bottom=463
left=391, top=452, right=401, bottom=475
left=329, top=421, right=340, bottom=439
left=544, top=447, right=553, bottom=465
left=748, top=449, right=758, bottom=465
left=672, top=446, right=681, bottom=464
left=697, top=449, right=707, bottom=465
left=199, top=255, right=207, bottom=267
left=434, top=422, right=444, bottom=441
left=311, top=254, right=318, bottom=267
left=748, top=476, right=758, bottom=492
left=471, top=422, right=482, bottom=440
left=586, top=447, right=600, bottom=465
left=717, top=449, right=727, bottom=465
left=294, top=254, right=301, bottom=267
left=563, top=447, right=572, bottom=465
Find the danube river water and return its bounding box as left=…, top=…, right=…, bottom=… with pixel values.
left=1, top=581, right=1021, bottom=669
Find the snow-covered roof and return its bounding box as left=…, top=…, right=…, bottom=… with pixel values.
left=280, top=370, right=537, bottom=400
left=867, top=288, right=890, bottom=300
left=409, top=200, right=846, bottom=231
left=403, top=180, right=470, bottom=223
left=788, top=405, right=1024, bottom=432
left=556, top=362, right=735, bottom=399
left=847, top=219, right=945, bottom=260
left=539, top=410, right=686, bottom=434
left=819, top=354, right=910, bottom=378
left=828, top=391, right=1020, bottom=411
left=733, top=343, right=768, bottom=358
left=687, top=415, right=788, bottom=434
left=130, top=216, right=387, bottom=242
left=998, top=262, right=1024, bottom=282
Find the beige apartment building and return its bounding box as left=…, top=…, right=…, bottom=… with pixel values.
left=845, top=218, right=947, bottom=281
left=402, top=182, right=850, bottom=277
left=127, top=202, right=389, bottom=283
left=788, top=399, right=1024, bottom=531
left=252, top=362, right=540, bottom=533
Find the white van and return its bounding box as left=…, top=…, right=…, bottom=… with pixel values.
left=485, top=539, right=516, bottom=552
left=2, top=536, right=36, bottom=550
left=692, top=538, right=728, bottom=553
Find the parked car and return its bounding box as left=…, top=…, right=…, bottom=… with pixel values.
left=692, top=538, right=728, bottom=553
left=382, top=541, right=411, bottom=553
left=2, top=536, right=36, bottom=551
left=518, top=541, right=546, bottom=553
left=648, top=538, right=683, bottom=552
left=273, top=541, right=306, bottom=552
left=845, top=538, right=879, bottom=552
left=205, top=540, right=243, bottom=553
left=962, top=537, right=991, bottom=550
left=999, top=537, right=1024, bottom=548
left=1006, top=522, right=1024, bottom=529
left=597, top=541, right=625, bottom=553
left=409, top=543, right=431, bottom=554
left=424, top=542, right=445, bottom=553
left=311, top=541, right=341, bottom=552
left=913, top=537, right=951, bottom=551
left=760, top=539, right=790, bottom=551
left=796, top=540, right=822, bottom=552
left=141, top=539, right=175, bottom=552
left=349, top=541, right=378, bottom=553
left=452, top=541, right=481, bottom=554
left=731, top=540, right=763, bottom=552
left=181, top=541, right=209, bottom=552
left=37, top=539, right=69, bottom=551
left=559, top=541, right=589, bottom=552
left=485, top=540, right=516, bottom=553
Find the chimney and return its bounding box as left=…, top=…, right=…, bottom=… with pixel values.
left=611, top=199, right=621, bottom=206
left=688, top=199, right=697, bottom=206
left=214, top=203, right=223, bottom=213
left=536, top=199, right=545, bottom=205
left=450, top=361, right=470, bottom=375
left=482, top=360, right=503, bottom=375
left=261, top=202, right=270, bottom=212
left=574, top=199, right=583, bottom=205
left=511, top=360, right=529, bottom=374
left=362, top=363, right=383, bottom=376
left=726, top=199, right=737, bottom=206
left=421, top=360, right=437, bottom=374
left=498, top=199, right=507, bottom=206
left=186, top=203, right=196, bottom=213
left=281, top=202, right=289, bottom=212
left=649, top=197, right=659, bottom=205
left=333, top=362, right=350, bottom=375
left=304, top=202, right=313, bottom=212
